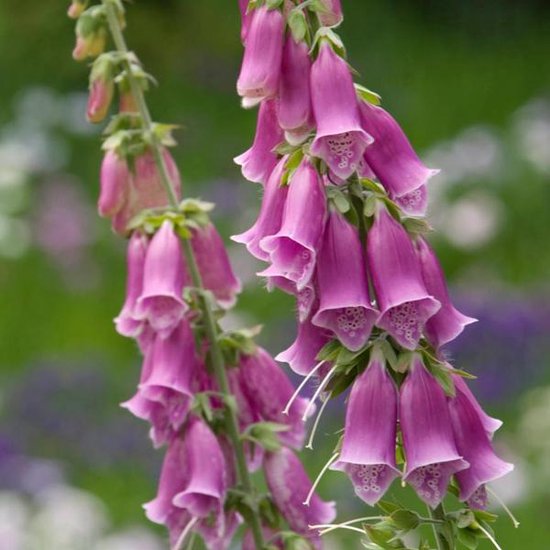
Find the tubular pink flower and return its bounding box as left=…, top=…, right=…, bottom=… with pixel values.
left=278, top=36, right=314, bottom=145
left=115, top=231, right=148, bottom=338
left=239, top=347, right=309, bottom=449
left=264, top=448, right=336, bottom=544
left=191, top=223, right=242, bottom=309
left=139, top=320, right=198, bottom=411
left=360, top=101, right=439, bottom=214
left=331, top=349, right=400, bottom=505
left=239, top=0, right=251, bottom=43
left=259, top=159, right=327, bottom=290
left=449, top=387, right=513, bottom=509
left=310, top=43, right=373, bottom=180
left=401, top=355, right=469, bottom=508
left=367, top=207, right=440, bottom=349
left=236, top=6, right=284, bottom=106
left=172, top=418, right=228, bottom=519
left=452, top=374, right=503, bottom=436
left=416, top=237, right=477, bottom=348
left=98, top=149, right=128, bottom=219
left=231, top=157, right=288, bottom=260
left=135, top=220, right=189, bottom=337
left=312, top=210, right=378, bottom=351
left=87, top=77, right=114, bottom=123
left=317, top=0, right=343, bottom=27
left=99, top=149, right=182, bottom=235
left=276, top=318, right=331, bottom=376
left=234, top=99, right=283, bottom=184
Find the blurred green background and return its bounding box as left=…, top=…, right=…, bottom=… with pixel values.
left=0, top=0, right=549, bottom=548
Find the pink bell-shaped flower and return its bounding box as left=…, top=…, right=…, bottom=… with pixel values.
left=310, top=43, right=373, bottom=180
left=400, top=355, right=469, bottom=508
left=367, top=207, right=440, bottom=349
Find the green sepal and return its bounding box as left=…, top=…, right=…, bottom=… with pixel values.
left=280, top=532, right=316, bottom=550
left=377, top=500, right=403, bottom=516
left=311, top=27, right=346, bottom=58
left=288, top=8, right=308, bottom=43
left=356, top=84, right=382, bottom=105
left=326, top=186, right=351, bottom=213
left=282, top=148, right=305, bottom=185
left=241, top=421, right=289, bottom=452
left=403, top=217, right=433, bottom=236
left=390, top=510, right=420, bottom=531
left=316, top=339, right=342, bottom=363
left=265, top=0, right=284, bottom=8
left=258, top=495, right=281, bottom=530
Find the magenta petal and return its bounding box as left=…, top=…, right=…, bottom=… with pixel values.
left=401, top=355, right=469, bottom=507
left=139, top=320, right=197, bottom=405
left=360, top=101, right=439, bottom=202
left=452, top=374, right=503, bottom=436
left=234, top=99, right=283, bottom=184
left=278, top=36, right=313, bottom=141
left=416, top=238, right=477, bottom=348
left=449, top=387, right=513, bottom=505
left=265, top=448, right=336, bottom=540
left=367, top=208, right=440, bottom=349
left=332, top=350, right=399, bottom=505
left=260, top=159, right=327, bottom=290
left=310, top=43, right=373, bottom=179
left=144, top=434, right=189, bottom=524
left=232, top=157, right=288, bottom=260
left=98, top=150, right=128, bottom=219
left=237, top=6, right=284, bottom=102
left=239, top=348, right=308, bottom=450
left=172, top=418, right=227, bottom=517
left=312, top=210, right=378, bottom=351
left=191, top=224, right=242, bottom=308
left=115, top=231, right=148, bottom=338
left=395, top=184, right=429, bottom=216
left=276, top=318, right=331, bottom=375
left=239, top=0, right=251, bottom=43
left=135, top=220, right=189, bottom=337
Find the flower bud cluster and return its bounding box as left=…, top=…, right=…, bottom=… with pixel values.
left=70, top=1, right=336, bottom=548
left=234, top=0, right=513, bottom=529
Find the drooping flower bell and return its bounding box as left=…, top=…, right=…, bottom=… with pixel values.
left=331, top=348, right=400, bottom=505
left=415, top=237, right=476, bottom=348
left=276, top=317, right=332, bottom=376
left=310, top=42, right=373, bottom=180
left=317, top=0, right=343, bottom=27
left=135, top=220, right=189, bottom=337
left=400, top=355, right=469, bottom=508
left=98, top=148, right=182, bottom=235
left=234, top=99, right=284, bottom=184
left=448, top=384, right=513, bottom=509
left=264, top=448, right=336, bottom=546
left=232, top=156, right=288, bottom=260
left=115, top=231, right=149, bottom=338
left=259, top=159, right=327, bottom=290
left=312, top=209, right=378, bottom=351
left=278, top=35, right=314, bottom=145
left=367, top=206, right=440, bottom=349
left=236, top=5, right=284, bottom=107
left=266, top=276, right=316, bottom=323
left=191, top=223, right=242, bottom=309
left=239, top=347, right=309, bottom=449
left=359, top=101, right=439, bottom=216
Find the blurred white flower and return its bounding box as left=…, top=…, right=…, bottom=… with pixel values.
left=95, top=527, right=164, bottom=550
left=0, top=492, right=28, bottom=550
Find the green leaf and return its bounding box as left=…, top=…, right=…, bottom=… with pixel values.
left=316, top=339, right=342, bottom=362
left=390, top=510, right=420, bottom=531
left=377, top=500, right=401, bottom=515
left=265, top=0, right=283, bottom=8
left=242, top=421, right=289, bottom=452
left=457, top=528, right=479, bottom=550
left=455, top=510, right=475, bottom=529
left=356, top=84, right=382, bottom=105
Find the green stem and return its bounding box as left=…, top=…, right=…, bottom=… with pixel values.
left=428, top=504, right=453, bottom=550
left=102, top=2, right=266, bottom=548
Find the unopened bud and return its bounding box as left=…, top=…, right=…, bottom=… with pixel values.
left=72, top=9, right=107, bottom=61
left=67, top=0, right=89, bottom=19
left=87, top=55, right=115, bottom=123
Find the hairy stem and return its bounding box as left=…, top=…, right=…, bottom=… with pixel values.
left=102, top=2, right=266, bottom=547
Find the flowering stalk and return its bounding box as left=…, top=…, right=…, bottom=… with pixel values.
left=234, top=1, right=514, bottom=549
left=70, top=1, right=336, bottom=548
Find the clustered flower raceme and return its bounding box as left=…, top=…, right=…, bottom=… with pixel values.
left=234, top=0, right=513, bottom=521
left=70, top=1, right=337, bottom=548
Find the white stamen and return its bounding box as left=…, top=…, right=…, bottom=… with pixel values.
left=477, top=523, right=503, bottom=550
left=303, top=452, right=339, bottom=506
left=487, top=486, right=520, bottom=528
left=310, top=515, right=386, bottom=536
left=172, top=517, right=198, bottom=550
left=302, top=364, right=338, bottom=422
left=306, top=393, right=331, bottom=450
left=282, top=360, right=326, bottom=416
left=310, top=523, right=366, bottom=535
